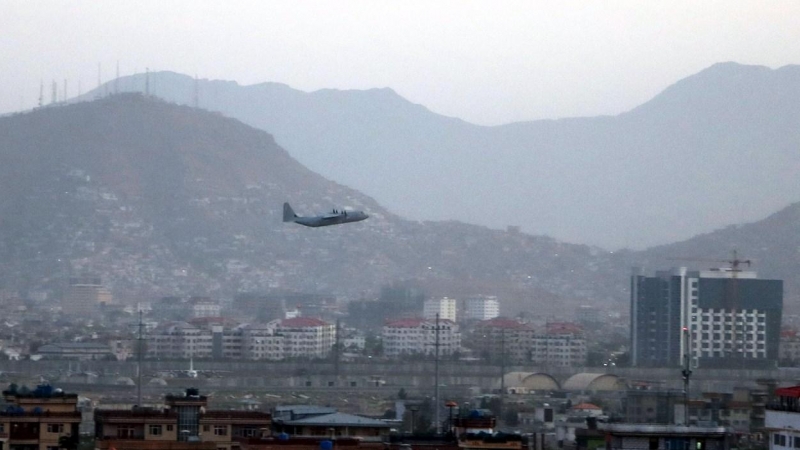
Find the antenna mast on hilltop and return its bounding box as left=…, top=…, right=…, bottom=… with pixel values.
left=434, top=313, right=441, bottom=435
left=96, top=63, right=102, bottom=99
left=38, top=80, right=43, bottom=107
left=193, top=74, right=199, bottom=108
left=136, top=310, right=146, bottom=406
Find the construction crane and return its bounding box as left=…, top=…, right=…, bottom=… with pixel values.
left=667, top=250, right=753, bottom=367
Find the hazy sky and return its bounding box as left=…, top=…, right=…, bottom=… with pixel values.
left=2, top=1, right=799, bottom=125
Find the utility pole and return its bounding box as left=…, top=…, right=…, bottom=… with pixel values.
left=681, top=327, right=692, bottom=425
left=499, top=329, right=506, bottom=421
left=334, top=318, right=340, bottom=377
left=434, top=313, right=441, bottom=435
left=137, top=310, right=145, bottom=406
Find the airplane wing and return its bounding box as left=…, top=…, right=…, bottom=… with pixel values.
left=321, top=213, right=341, bottom=219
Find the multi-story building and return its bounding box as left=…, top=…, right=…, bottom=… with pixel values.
left=631, top=267, right=783, bottom=369
left=766, top=386, right=800, bottom=450
left=1, top=384, right=82, bottom=450
left=423, top=297, right=457, bottom=322
left=37, top=342, right=114, bottom=360
left=148, top=322, right=213, bottom=359
left=382, top=318, right=461, bottom=357
left=464, top=296, right=500, bottom=321
left=61, top=276, right=113, bottom=317
left=190, top=297, right=221, bottom=318
left=275, top=318, right=335, bottom=359
left=779, top=329, right=800, bottom=364
left=471, top=318, right=534, bottom=362
left=470, top=318, right=586, bottom=367
left=528, top=332, right=587, bottom=367
left=239, top=323, right=284, bottom=361
left=94, top=388, right=271, bottom=450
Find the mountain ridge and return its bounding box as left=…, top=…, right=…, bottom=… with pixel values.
left=0, top=95, right=624, bottom=315
left=75, top=62, right=800, bottom=249
left=1, top=94, right=798, bottom=313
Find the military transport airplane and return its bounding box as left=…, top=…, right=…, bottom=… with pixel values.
left=283, top=202, right=368, bottom=227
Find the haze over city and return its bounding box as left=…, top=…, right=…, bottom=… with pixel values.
left=1, top=4, right=800, bottom=450
left=2, top=1, right=800, bottom=124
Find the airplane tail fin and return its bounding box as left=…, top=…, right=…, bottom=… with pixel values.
left=283, top=202, right=297, bottom=222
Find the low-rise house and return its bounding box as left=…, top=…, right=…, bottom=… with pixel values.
left=37, top=342, right=114, bottom=360
left=272, top=406, right=389, bottom=441
left=1, top=384, right=82, bottom=450
left=95, top=388, right=271, bottom=450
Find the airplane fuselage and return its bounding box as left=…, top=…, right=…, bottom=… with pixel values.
left=283, top=203, right=368, bottom=228
left=293, top=211, right=368, bottom=227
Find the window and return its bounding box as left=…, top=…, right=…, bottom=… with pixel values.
left=150, top=425, right=163, bottom=436
left=167, top=425, right=174, bottom=432
left=214, top=426, right=228, bottom=436
left=649, top=438, right=659, bottom=450
left=204, top=425, right=211, bottom=432
left=47, top=424, right=64, bottom=433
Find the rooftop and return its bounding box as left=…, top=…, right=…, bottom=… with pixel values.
left=283, top=412, right=390, bottom=427
left=279, top=317, right=330, bottom=327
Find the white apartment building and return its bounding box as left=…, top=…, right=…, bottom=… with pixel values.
left=275, top=317, right=336, bottom=358
left=148, top=322, right=212, bottom=359
left=465, top=296, right=500, bottom=321
left=382, top=318, right=461, bottom=357
left=241, top=323, right=285, bottom=360
left=470, top=318, right=586, bottom=367
left=780, top=332, right=800, bottom=363
left=191, top=298, right=222, bottom=318
left=529, top=333, right=587, bottom=367
left=423, top=297, right=457, bottom=322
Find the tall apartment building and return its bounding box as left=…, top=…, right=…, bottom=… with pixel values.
left=382, top=318, right=461, bottom=356
left=465, top=296, right=500, bottom=321
left=61, top=276, right=113, bottom=317
left=423, top=297, right=457, bottom=322
left=631, top=267, right=783, bottom=369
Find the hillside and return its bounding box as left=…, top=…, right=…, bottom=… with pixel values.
left=78, top=63, right=800, bottom=249
left=0, top=95, right=625, bottom=313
